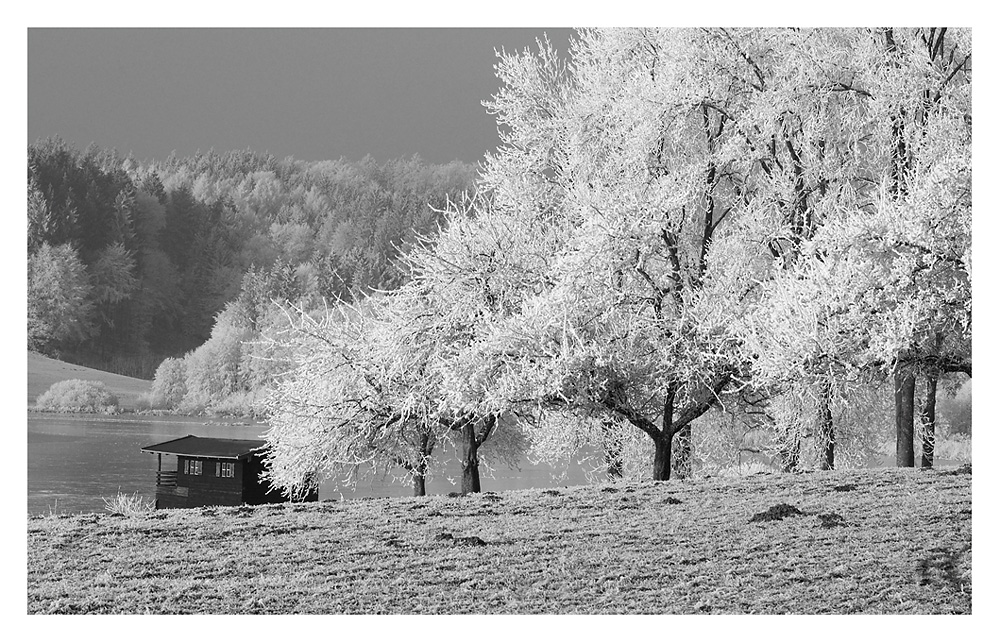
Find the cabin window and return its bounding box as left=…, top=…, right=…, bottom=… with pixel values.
left=184, top=459, right=202, bottom=475
left=216, top=462, right=235, bottom=478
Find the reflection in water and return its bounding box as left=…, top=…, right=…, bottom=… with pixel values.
left=27, top=414, right=596, bottom=515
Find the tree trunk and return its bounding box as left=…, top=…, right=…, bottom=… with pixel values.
left=602, top=419, right=623, bottom=479
left=606, top=453, right=623, bottom=479
left=886, top=28, right=918, bottom=470
left=651, top=388, right=676, bottom=481
left=672, top=425, right=692, bottom=479
left=818, top=381, right=835, bottom=470
left=920, top=373, right=938, bottom=468
left=460, top=420, right=481, bottom=494
left=895, top=367, right=916, bottom=467
left=779, top=425, right=800, bottom=473
left=652, top=434, right=672, bottom=481
left=412, top=472, right=426, bottom=497
left=782, top=438, right=801, bottom=473
left=412, top=432, right=433, bottom=496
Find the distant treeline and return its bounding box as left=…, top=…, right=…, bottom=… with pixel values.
left=28, top=137, right=476, bottom=378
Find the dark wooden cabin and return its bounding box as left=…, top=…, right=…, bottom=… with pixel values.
left=141, top=435, right=317, bottom=509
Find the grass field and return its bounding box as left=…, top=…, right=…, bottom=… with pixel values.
left=27, top=351, right=152, bottom=408
left=26, top=465, right=971, bottom=614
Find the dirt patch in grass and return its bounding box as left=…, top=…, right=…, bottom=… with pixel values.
left=817, top=512, right=850, bottom=529
left=749, top=503, right=803, bottom=522
left=27, top=466, right=971, bottom=614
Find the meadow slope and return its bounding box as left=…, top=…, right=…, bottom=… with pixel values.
left=27, top=466, right=971, bottom=614
left=27, top=351, right=152, bottom=408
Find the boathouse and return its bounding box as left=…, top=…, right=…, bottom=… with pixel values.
left=141, top=435, right=317, bottom=509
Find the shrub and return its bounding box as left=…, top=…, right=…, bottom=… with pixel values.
left=36, top=379, right=118, bottom=413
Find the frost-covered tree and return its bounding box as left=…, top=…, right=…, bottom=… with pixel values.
left=262, top=298, right=443, bottom=497
left=457, top=29, right=814, bottom=481
left=88, top=242, right=139, bottom=327
left=265, top=28, right=971, bottom=491
left=149, top=357, right=187, bottom=408
left=733, top=28, right=971, bottom=469
left=28, top=242, right=95, bottom=351
left=263, top=197, right=532, bottom=496
left=181, top=305, right=254, bottom=410
left=396, top=194, right=546, bottom=491
left=452, top=27, right=971, bottom=478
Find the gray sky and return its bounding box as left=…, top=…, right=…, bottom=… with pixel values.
left=27, top=28, right=575, bottom=165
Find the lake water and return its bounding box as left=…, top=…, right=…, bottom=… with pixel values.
left=27, top=414, right=597, bottom=516
left=28, top=413, right=966, bottom=516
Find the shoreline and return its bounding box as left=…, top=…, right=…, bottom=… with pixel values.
left=28, top=408, right=264, bottom=426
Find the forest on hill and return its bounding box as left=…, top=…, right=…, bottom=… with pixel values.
left=27, top=138, right=476, bottom=380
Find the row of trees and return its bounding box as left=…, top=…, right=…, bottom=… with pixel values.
left=28, top=139, right=475, bottom=378
left=146, top=262, right=299, bottom=415
left=262, top=28, right=971, bottom=498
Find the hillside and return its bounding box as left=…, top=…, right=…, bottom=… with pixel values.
left=27, top=351, right=152, bottom=407
left=27, top=466, right=971, bottom=614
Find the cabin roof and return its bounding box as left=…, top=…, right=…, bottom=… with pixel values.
left=141, top=435, right=267, bottom=460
